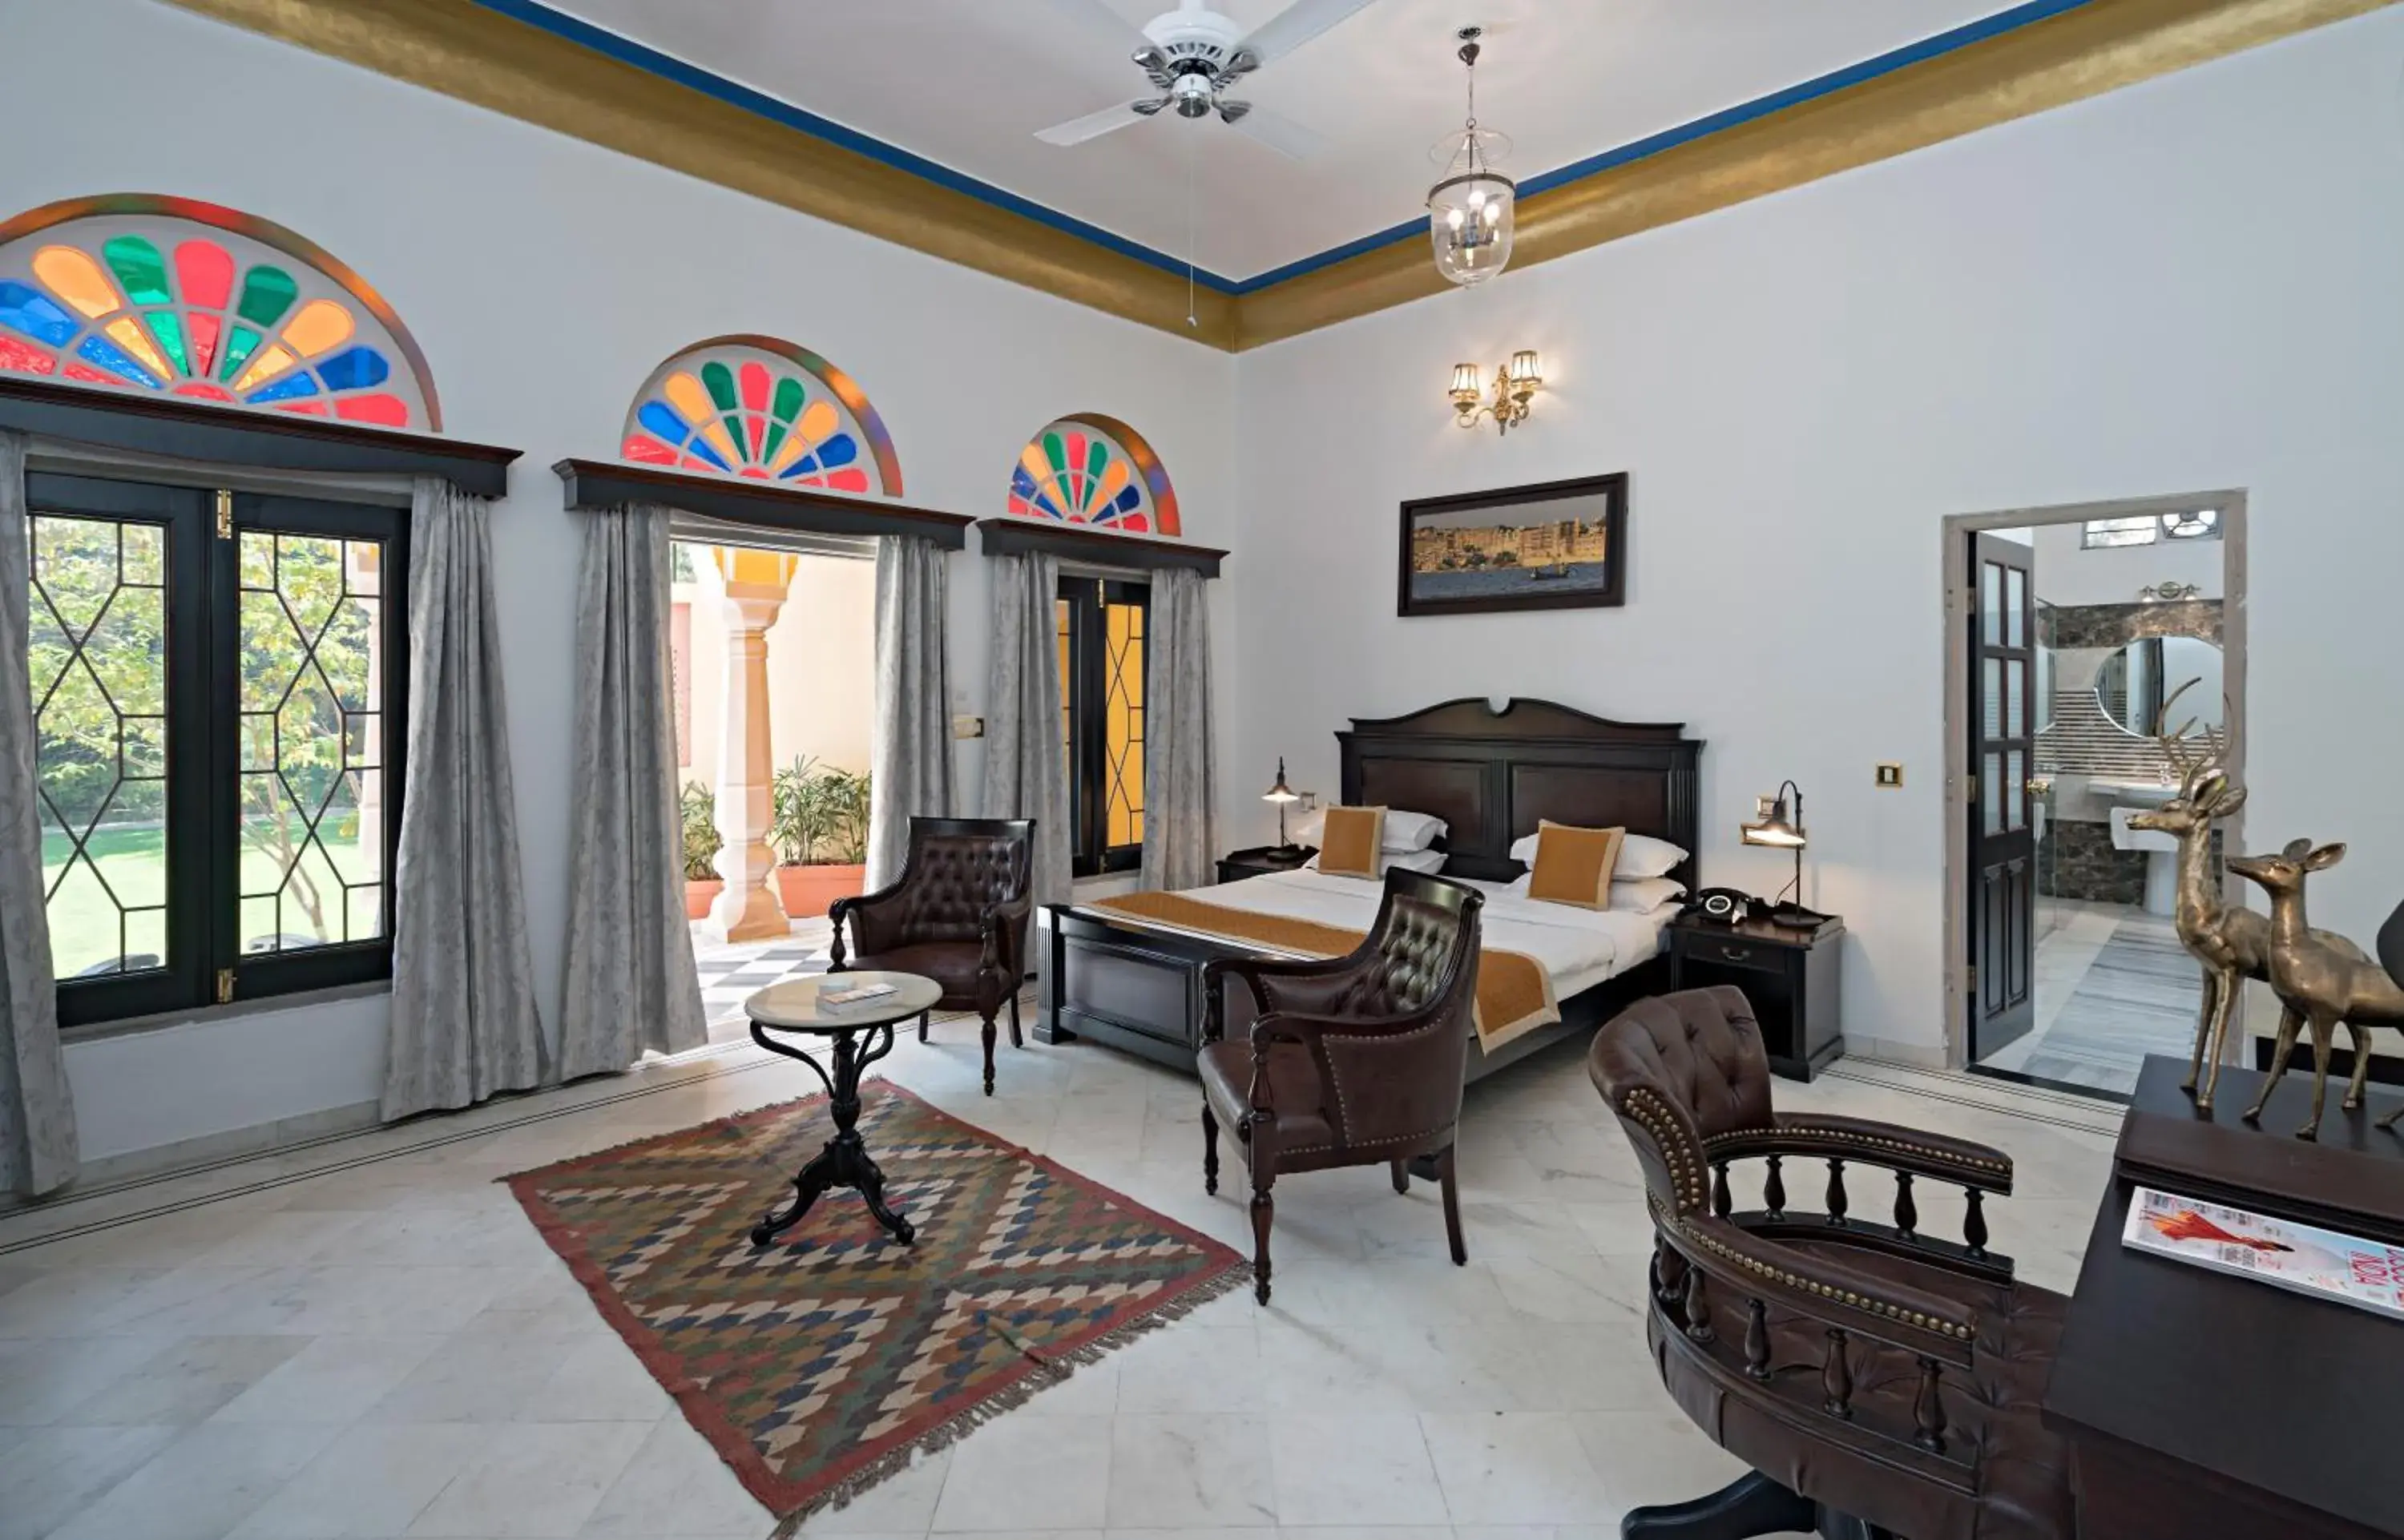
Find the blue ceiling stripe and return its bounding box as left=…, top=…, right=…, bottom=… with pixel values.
left=470, top=0, right=2093, bottom=296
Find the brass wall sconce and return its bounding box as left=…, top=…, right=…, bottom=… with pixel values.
left=1449, top=350, right=1543, bottom=435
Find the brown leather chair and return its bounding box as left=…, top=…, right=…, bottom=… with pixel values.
left=828, top=817, right=1034, bottom=1095
left=1198, top=869, right=1482, bottom=1305
left=1588, top=987, right=2074, bottom=1540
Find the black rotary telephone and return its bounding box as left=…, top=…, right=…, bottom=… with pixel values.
left=1682, top=887, right=1757, bottom=926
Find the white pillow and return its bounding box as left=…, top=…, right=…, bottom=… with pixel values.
left=1507, top=874, right=1686, bottom=913
left=1293, top=807, right=1446, bottom=853
left=1305, top=847, right=1446, bottom=878
left=1508, top=829, right=1686, bottom=880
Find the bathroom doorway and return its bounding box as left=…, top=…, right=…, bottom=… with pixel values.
left=1944, top=494, right=2247, bottom=1099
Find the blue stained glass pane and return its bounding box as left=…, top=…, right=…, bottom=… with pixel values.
left=74, top=334, right=161, bottom=389
left=1009, top=465, right=1039, bottom=500
left=684, top=437, right=732, bottom=473
left=314, top=345, right=389, bottom=392
left=777, top=456, right=820, bottom=480
left=245, top=371, right=321, bottom=405
left=1109, top=485, right=1143, bottom=516
left=0, top=281, right=77, bottom=346
left=637, top=400, right=692, bottom=448
left=813, top=433, right=857, bottom=470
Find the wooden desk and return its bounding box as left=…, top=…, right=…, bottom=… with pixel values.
left=2043, top=1057, right=2404, bottom=1539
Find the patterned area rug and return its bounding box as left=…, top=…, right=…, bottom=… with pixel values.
left=506, top=1083, right=1244, bottom=1533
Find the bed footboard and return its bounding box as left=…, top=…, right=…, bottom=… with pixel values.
left=1036, top=903, right=1259, bottom=1073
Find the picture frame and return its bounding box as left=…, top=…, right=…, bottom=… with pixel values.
left=1398, top=472, right=1628, bottom=618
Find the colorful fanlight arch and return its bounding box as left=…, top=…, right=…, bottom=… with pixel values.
left=1006, top=414, right=1179, bottom=537
left=0, top=194, right=439, bottom=429
left=619, top=336, right=902, bottom=495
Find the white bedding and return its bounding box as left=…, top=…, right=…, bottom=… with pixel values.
left=1098, top=868, right=1670, bottom=1002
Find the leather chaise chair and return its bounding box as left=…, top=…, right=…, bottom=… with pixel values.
left=1198, top=868, right=1483, bottom=1304
left=1587, top=986, right=2075, bottom=1540
left=828, top=816, right=1034, bottom=1095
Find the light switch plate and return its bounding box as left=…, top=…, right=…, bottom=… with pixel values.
left=1756, top=794, right=1777, bottom=820
left=953, top=715, right=985, bottom=740
left=1299, top=792, right=1318, bottom=812
left=1875, top=762, right=1904, bottom=788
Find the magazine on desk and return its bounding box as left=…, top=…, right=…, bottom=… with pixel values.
left=2122, top=1185, right=2404, bottom=1322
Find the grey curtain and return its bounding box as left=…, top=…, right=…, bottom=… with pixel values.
left=0, top=432, right=77, bottom=1195
left=866, top=535, right=955, bottom=888
left=382, top=477, right=548, bottom=1121
left=1140, top=566, right=1216, bottom=892
left=557, top=503, right=707, bottom=1081
left=982, top=550, right=1070, bottom=909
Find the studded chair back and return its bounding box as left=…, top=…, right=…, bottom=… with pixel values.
left=1587, top=986, right=1775, bottom=1217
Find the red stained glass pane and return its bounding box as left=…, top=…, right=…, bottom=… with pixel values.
left=333, top=393, right=408, bottom=426
left=1122, top=514, right=1150, bottom=533
left=0, top=337, right=56, bottom=375
left=739, top=359, right=768, bottom=413
left=276, top=400, right=329, bottom=416
left=622, top=434, right=678, bottom=465
left=186, top=311, right=221, bottom=377
left=63, top=361, right=115, bottom=384
left=171, top=381, right=233, bottom=401
left=175, top=239, right=235, bottom=309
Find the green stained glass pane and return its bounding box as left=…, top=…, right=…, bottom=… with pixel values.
left=103, top=236, right=172, bottom=306
left=760, top=421, right=789, bottom=463
left=700, top=360, right=740, bottom=413
left=1043, top=431, right=1069, bottom=478
left=219, top=324, right=264, bottom=384
left=143, top=310, right=189, bottom=377
left=770, top=377, right=805, bottom=425
left=1086, top=438, right=1108, bottom=483
left=234, top=264, right=297, bottom=329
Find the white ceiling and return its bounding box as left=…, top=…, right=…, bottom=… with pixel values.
left=539, top=0, right=2018, bottom=280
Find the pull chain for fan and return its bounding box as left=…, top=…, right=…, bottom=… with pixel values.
left=1185, top=128, right=1198, bottom=327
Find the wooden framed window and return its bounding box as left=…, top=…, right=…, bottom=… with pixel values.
left=30, top=470, right=408, bottom=1027
left=1055, top=574, right=1148, bottom=877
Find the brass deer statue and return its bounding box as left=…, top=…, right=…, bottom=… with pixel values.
left=2225, top=840, right=2404, bottom=1139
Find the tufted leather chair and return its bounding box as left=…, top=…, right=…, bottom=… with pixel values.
left=1588, top=988, right=2075, bottom=1540
left=1197, top=869, right=1483, bottom=1305
left=828, top=817, right=1034, bottom=1095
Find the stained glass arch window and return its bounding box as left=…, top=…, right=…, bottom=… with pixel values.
left=0, top=194, right=438, bottom=429
left=1007, top=414, right=1180, bottom=537
left=620, top=336, right=901, bottom=495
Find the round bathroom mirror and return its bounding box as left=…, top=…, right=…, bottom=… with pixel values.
left=2095, top=635, right=2222, bottom=737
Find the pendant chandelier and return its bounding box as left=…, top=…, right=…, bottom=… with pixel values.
left=1427, top=26, right=1515, bottom=288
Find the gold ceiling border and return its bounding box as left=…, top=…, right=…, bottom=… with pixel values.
left=164, top=0, right=2392, bottom=354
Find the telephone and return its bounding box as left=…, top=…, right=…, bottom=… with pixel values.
left=1682, top=887, right=1758, bottom=926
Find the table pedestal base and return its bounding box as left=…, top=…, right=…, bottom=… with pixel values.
left=748, top=1019, right=916, bottom=1248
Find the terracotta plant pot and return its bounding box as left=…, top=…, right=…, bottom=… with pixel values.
left=684, top=877, right=724, bottom=921
left=777, top=863, right=867, bottom=919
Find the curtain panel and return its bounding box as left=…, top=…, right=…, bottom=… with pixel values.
left=982, top=550, right=1071, bottom=909
left=1140, top=566, right=1216, bottom=892
left=383, top=477, right=548, bottom=1121
left=866, top=535, right=957, bottom=888
left=0, top=431, right=77, bottom=1195
left=557, top=502, right=708, bottom=1081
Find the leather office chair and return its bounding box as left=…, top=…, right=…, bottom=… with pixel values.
left=1588, top=987, right=2074, bottom=1540
left=1198, top=869, right=1482, bottom=1305
left=828, top=816, right=1034, bottom=1095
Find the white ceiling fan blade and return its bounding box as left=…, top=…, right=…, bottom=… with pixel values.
left=1223, top=103, right=1324, bottom=161
left=1229, top=0, right=1379, bottom=69
left=1035, top=102, right=1156, bottom=147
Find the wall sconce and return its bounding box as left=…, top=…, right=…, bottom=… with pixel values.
left=2138, top=581, right=2203, bottom=603
left=1449, top=349, right=1543, bottom=435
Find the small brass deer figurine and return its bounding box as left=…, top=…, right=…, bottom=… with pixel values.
left=2225, top=841, right=2404, bottom=1139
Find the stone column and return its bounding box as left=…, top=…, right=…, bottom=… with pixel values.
left=706, top=546, right=799, bottom=941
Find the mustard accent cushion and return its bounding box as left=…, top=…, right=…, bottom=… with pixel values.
left=1317, top=806, right=1388, bottom=879
left=1527, top=820, right=1626, bottom=909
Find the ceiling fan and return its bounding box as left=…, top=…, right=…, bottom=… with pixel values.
left=1034, top=0, right=1378, bottom=160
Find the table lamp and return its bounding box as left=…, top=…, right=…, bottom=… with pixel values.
left=1740, top=780, right=1823, bottom=930
left=1263, top=757, right=1300, bottom=850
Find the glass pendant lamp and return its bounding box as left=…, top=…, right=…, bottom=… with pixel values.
left=1427, top=27, right=1515, bottom=288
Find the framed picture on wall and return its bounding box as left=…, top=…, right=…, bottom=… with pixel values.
left=1398, top=473, right=1628, bottom=618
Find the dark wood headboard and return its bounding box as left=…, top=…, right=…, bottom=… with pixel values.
left=1335, top=699, right=1704, bottom=889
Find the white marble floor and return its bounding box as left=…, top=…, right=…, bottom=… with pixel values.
left=0, top=1018, right=2119, bottom=1540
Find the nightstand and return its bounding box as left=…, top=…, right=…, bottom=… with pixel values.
left=1666, top=912, right=1845, bottom=1081
left=1217, top=845, right=1315, bottom=885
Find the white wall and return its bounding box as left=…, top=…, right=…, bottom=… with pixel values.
left=9, top=0, right=1237, bottom=1160
left=1228, top=11, right=2404, bottom=1062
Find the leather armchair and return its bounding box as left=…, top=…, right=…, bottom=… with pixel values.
left=829, top=816, right=1034, bottom=1095
left=1198, top=869, right=1482, bottom=1305
left=1587, top=987, right=2074, bottom=1540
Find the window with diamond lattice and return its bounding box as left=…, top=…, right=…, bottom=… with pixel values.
left=30, top=472, right=406, bottom=1028
left=1057, top=575, right=1148, bottom=876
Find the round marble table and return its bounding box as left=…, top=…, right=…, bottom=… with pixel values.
left=743, top=971, right=942, bottom=1248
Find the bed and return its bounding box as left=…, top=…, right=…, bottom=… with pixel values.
left=1034, top=696, right=1704, bottom=1082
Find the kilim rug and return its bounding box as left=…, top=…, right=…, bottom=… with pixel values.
left=503, top=1082, right=1244, bottom=1533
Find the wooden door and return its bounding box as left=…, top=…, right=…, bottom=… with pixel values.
left=1968, top=533, right=2037, bottom=1057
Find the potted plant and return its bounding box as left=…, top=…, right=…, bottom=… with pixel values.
left=772, top=757, right=873, bottom=918
left=681, top=780, right=723, bottom=920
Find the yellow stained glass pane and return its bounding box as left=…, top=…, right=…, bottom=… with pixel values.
left=1103, top=602, right=1144, bottom=849
left=101, top=317, right=171, bottom=381
left=796, top=398, right=838, bottom=446
left=280, top=298, right=354, bottom=359
left=663, top=371, right=713, bottom=427
left=33, top=244, right=119, bottom=319
left=230, top=342, right=297, bottom=394
left=1055, top=599, right=1072, bottom=751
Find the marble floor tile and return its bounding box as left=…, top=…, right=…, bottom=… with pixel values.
left=575, top=1415, right=773, bottom=1538
left=0, top=1422, right=184, bottom=1540
left=43, top=1420, right=341, bottom=1540
left=1265, top=1412, right=1444, bottom=1526
left=1420, top=1411, right=1613, bottom=1527
left=228, top=1421, right=493, bottom=1538
left=401, top=1420, right=656, bottom=1538
left=930, top=1413, right=1113, bottom=1531
left=1104, top=1413, right=1276, bottom=1530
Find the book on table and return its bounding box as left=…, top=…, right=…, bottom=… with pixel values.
left=2122, top=1184, right=2404, bottom=1322
left=820, top=981, right=900, bottom=1010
